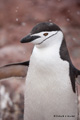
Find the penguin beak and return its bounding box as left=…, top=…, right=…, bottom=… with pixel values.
left=20, top=34, right=41, bottom=43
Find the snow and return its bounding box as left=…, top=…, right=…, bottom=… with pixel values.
left=77, top=11, right=80, bottom=15
left=49, top=20, right=52, bottom=22
left=48, top=22, right=54, bottom=26
left=15, top=10, right=18, bottom=12
left=16, top=18, right=19, bottom=21
left=21, top=22, right=26, bottom=26
left=72, top=37, right=76, bottom=41
left=16, top=6, right=19, bottom=9
left=67, top=10, right=71, bottom=13
left=66, top=18, right=70, bottom=22
left=15, top=6, right=19, bottom=13
left=0, top=85, right=13, bottom=109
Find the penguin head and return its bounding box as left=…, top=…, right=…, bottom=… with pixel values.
left=21, top=22, right=63, bottom=47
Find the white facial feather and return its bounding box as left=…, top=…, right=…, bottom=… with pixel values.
left=31, top=31, right=58, bottom=45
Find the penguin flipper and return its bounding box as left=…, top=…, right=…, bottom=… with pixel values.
left=4, top=61, right=30, bottom=67
left=71, top=64, right=80, bottom=77
left=70, top=63, right=80, bottom=93
left=73, top=65, right=80, bottom=85
left=77, top=69, right=80, bottom=76
left=0, top=61, right=29, bottom=80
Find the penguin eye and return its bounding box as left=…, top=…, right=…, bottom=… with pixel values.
left=43, top=33, right=48, bottom=36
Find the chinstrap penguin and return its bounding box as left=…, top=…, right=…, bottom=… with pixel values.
left=21, top=22, right=80, bottom=120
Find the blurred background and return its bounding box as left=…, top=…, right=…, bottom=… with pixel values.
left=0, top=0, right=80, bottom=120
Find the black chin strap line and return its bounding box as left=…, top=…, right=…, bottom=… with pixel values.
left=38, top=31, right=58, bottom=45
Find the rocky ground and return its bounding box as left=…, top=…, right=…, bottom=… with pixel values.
left=0, top=0, right=80, bottom=120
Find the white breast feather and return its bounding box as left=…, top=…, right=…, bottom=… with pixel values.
left=24, top=31, right=78, bottom=120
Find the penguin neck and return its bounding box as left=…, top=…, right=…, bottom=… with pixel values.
left=31, top=38, right=65, bottom=67
left=33, top=36, right=63, bottom=59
